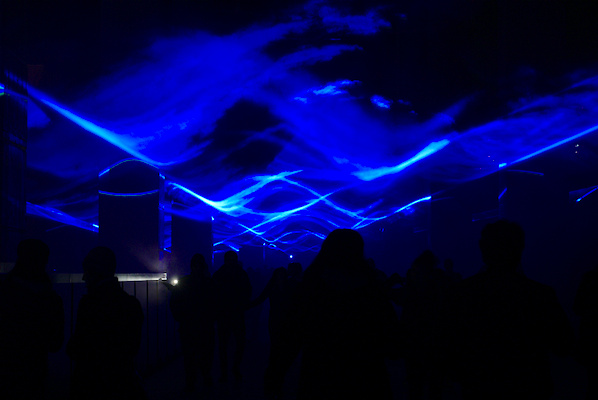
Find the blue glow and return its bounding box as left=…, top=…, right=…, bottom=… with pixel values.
left=99, top=189, right=159, bottom=197
left=27, top=87, right=173, bottom=167
left=576, top=186, right=598, bottom=202
left=19, top=6, right=598, bottom=254
left=99, top=158, right=158, bottom=177
left=370, top=95, right=392, bottom=109
left=306, top=80, right=359, bottom=98
left=498, top=188, right=507, bottom=200
left=353, top=140, right=451, bottom=181
left=507, top=170, right=545, bottom=176
left=27, top=202, right=98, bottom=232
left=315, top=6, right=391, bottom=35
left=289, top=255, right=293, bottom=259
left=513, top=123, right=598, bottom=165
left=313, top=85, right=343, bottom=96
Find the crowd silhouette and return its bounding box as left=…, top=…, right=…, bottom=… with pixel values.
left=0, top=220, right=594, bottom=399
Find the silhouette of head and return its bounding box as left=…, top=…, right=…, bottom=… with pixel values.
left=479, top=219, right=525, bottom=271
left=83, top=246, right=117, bottom=287
left=318, top=229, right=365, bottom=270
left=224, top=250, right=239, bottom=267
left=190, top=253, right=209, bottom=276
left=412, top=250, right=438, bottom=273
left=12, top=239, right=50, bottom=281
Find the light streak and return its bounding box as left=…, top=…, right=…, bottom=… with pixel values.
left=26, top=202, right=99, bottom=232
left=99, top=158, right=158, bottom=177
left=353, top=139, right=451, bottom=181
left=512, top=123, right=598, bottom=165
left=576, top=186, right=598, bottom=202
left=99, top=189, right=159, bottom=197
left=507, top=170, right=544, bottom=176
left=26, top=87, right=173, bottom=167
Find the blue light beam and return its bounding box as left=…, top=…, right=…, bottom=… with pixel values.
left=26, top=87, right=173, bottom=167
left=576, top=186, right=598, bottom=202
left=353, top=139, right=451, bottom=181
left=509, top=123, right=598, bottom=167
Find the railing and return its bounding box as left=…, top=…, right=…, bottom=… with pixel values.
left=37, top=273, right=181, bottom=398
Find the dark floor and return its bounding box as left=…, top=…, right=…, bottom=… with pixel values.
left=141, top=329, right=587, bottom=400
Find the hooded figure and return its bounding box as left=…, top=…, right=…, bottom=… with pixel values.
left=293, top=229, right=402, bottom=400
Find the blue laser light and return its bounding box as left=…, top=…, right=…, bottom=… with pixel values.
left=353, top=140, right=450, bottom=181
left=576, top=186, right=598, bottom=202
left=513, top=123, right=598, bottom=165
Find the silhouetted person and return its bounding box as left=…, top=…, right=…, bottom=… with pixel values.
left=292, top=229, right=401, bottom=400
left=170, top=253, right=216, bottom=392
left=400, top=250, right=446, bottom=400
left=212, top=250, right=252, bottom=383
left=249, top=267, right=294, bottom=399
left=442, top=258, right=461, bottom=283
left=574, top=264, right=598, bottom=399
left=0, top=239, right=64, bottom=399
left=441, top=220, right=574, bottom=400
left=367, top=257, right=389, bottom=284
left=67, top=247, right=145, bottom=400
left=249, top=267, right=291, bottom=343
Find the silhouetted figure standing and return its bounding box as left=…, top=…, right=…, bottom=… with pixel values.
left=574, top=264, right=598, bottom=399
left=292, top=229, right=401, bottom=400
left=213, top=250, right=252, bottom=383
left=0, top=239, right=64, bottom=399
left=170, top=253, right=216, bottom=392
left=441, top=220, right=574, bottom=400
left=249, top=267, right=294, bottom=399
left=400, top=250, right=446, bottom=400
left=67, top=247, right=145, bottom=400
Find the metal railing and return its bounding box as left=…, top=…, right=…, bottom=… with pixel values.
left=0, top=271, right=181, bottom=398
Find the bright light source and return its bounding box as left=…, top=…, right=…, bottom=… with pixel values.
left=172, top=279, right=179, bottom=285
left=289, top=255, right=293, bottom=259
